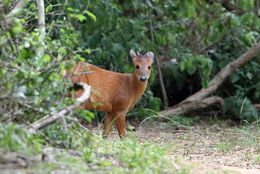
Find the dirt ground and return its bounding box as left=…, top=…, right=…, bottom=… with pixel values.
left=97, top=119, right=260, bottom=174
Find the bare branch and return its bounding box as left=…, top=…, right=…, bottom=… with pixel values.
left=28, top=83, right=91, bottom=134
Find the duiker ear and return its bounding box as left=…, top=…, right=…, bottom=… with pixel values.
left=147, top=51, right=154, bottom=63
left=130, top=49, right=137, bottom=59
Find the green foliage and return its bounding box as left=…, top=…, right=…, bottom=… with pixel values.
left=129, top=89, right=161, bottom=120
left=79, top=136, right=177, bottom=173
left=179, top=53, right=213, bottom=88
left=230, top=61, right=260, bottom=102
left=0, top=122, right=43, bottom=152
left=0, top=123, right=29, bottom=151
left=170, top=115, right=194, bottom=127
left=43, top=123, right=91, bottom=149
left=0, top=1, right=95, bottom=123
left=117, top=140, right=170, bottom=173
left=223, top=97, right=259, bottom=121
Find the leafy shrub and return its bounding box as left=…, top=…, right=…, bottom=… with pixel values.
left=0, top=1, right=95, bottom=122
left=223, top=97, right=259, bottom=121
left=0, top=122, right=43, bottom=152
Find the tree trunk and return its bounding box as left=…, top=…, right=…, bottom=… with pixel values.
left=36, top=0, right=45, bottom=40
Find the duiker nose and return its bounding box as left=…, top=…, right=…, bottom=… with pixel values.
left=140, top=76, right=146, bottom=82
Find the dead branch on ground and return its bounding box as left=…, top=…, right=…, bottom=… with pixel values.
left=255, top=104, right=260, bottom=112
left=160, top=42, right=260, bottom=117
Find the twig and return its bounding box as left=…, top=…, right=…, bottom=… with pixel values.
left=149, top=12, right=169, bottom=109
left=78, top=122, right=91, bottom=133
left=66, top=71, right=96, bottom=77
left=28, top=82, right=91, bottom=134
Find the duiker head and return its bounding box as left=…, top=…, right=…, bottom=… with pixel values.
left=130, top=49, right=154, bottom=83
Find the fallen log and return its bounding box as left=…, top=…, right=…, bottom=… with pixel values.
left=255, top=104, right=260, bottom=112
left=159, top=96, right=224, bottom=117
left=160, top=42, right=260, bottom=117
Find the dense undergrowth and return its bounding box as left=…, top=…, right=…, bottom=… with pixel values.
left=0, top=121, right=190, bottom=174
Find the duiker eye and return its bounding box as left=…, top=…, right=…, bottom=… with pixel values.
left=148, top=66, right=151, bottom=70
left=135, top=65, right=140, bottom=69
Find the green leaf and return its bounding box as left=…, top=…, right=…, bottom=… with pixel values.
left=4, top=0, right=9, bottom=5
left=231, top=74, right=240, bottom=83
left=12, top=23, right=22, bottom=33
left=245, top=32, right=256, bottom=45
left=84, top=10, right=97, bottom=22
left=239, top=0, right=254, bottom=10
left=241, top=12, right=254, bottom=24
left=46, top=5, right=52, bottom=13
left=180, top=0, right=196, bottom=18
left=101, top=160, right=111, bottom=166
left=180, top=61, right=185, bottom=71
left=69, top=14, right=86, bottom=22
left=246, top=72, right=253, bottom=79
left=67, top=7, right=79, bottom=12
left=85, top=48, right=91, bottom=54
left=229, top=13, right=240, bottom=26
left=42, top=54, right=51, bottom=63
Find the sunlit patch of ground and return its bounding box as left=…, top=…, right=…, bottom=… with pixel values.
left=90, top=118, right=260, bottom=174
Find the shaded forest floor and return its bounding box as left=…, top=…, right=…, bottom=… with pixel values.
left=103, top=117, right=260, bottom=174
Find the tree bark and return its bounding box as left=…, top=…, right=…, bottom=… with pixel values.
left=160, top=42, right=260, bottom=117
left=36, top=0, right=45, bottom=40
left=28, top=83, right=91, bottom=134
left=159, top=96, right=224, bottom=116
left=255, top=104, right=260, bottom=112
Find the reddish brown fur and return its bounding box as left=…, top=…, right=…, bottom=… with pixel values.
left=69, top=50, right=154, bottom=138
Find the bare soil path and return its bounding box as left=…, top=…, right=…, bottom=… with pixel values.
left=102, top=119, right=260, bottom=174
